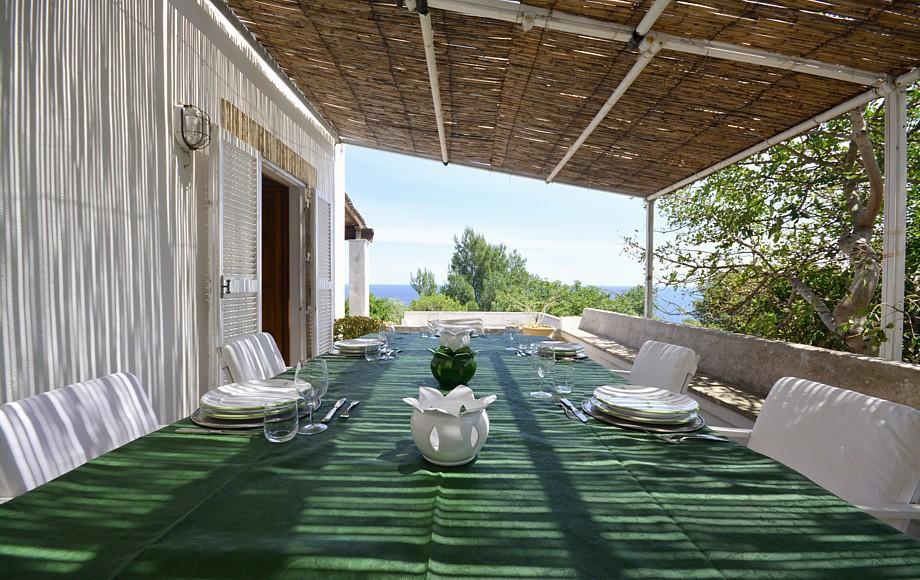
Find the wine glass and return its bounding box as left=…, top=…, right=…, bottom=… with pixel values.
left=505, top=326, right=519, bottom=351
left=529, top=350, right=555, bottom=398
left=296, top=359, right=329, bottom=435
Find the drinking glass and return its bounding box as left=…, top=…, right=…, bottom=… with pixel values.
left=365, top=342, right=381, bottom=362
left=297, top=359, right=329, bottom=435
left=505, top=326, right=519, bottom=351
left=264, top=399, right=299, bottom=443
left=553, top=361, right=574, bottom=395
left=529, top=351, right=555, bottom=398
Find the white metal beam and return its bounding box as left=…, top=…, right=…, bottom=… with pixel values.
left=645, top=199, right=655, bottom=319
left=880, top=87, right=908, bottom=361
left=648, top=66, right=920, bottom=200
left=416, top=3, right=450, bottom=164
left=636, top=0, right=672, bottom=37
left=427, top=0, right=884, bottom=86
left=547, top=37, right=662, bottom=183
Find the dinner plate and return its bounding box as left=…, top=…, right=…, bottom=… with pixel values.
left=536, top=341, right=583, bottom=353
left=190, top=401, right=321, bottom=430
left=200, top=382, right=300, bottom=412
left=330, top=347, right=377, bottom=357
left=334, top=338, right=383, bottom=352
left=594, top=384, right=699, bottom=415
left=582, top=399, right=705, bottom=433
left=589, top=397, right=699, bottom=425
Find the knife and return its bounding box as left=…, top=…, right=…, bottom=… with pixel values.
left=321, top=398, right=347, bottom=423
left=560, top=398, right=589, bottom=423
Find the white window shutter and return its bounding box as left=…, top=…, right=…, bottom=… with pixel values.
left=219, top=133, right=261, bottom=345
left=315, top=197, right=333, bottom=353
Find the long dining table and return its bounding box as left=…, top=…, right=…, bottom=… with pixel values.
left=1, top=334, right=920, bottom=578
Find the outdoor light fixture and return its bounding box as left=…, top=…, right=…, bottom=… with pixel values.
left=176, top=104, right=211, bottom=151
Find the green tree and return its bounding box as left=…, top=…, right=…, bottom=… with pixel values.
left=369, top=293, right=405, bottom=323
left=493, top=276, right=644, bottom=317
left=628, top=84, right=919, bottom=361
left=408, top=293, right=465, bottom=311
left=442, top=272, right=477, bottom=308
left=410, top=268, right=438, bottom=297
left=445, top=228, right=528, bottom=310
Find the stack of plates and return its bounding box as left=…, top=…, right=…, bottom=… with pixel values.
left=191, top=381, right=315, bottom=430
left=332, top=338, right=382, bottom=357
left=535, top=341, right=587, bottom=360
left=582, top=384, right=704, bottom=433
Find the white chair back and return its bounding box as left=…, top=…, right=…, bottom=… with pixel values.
left=749, top=377, right=920, bottom=532
left=0, top=372, right=158, bottom=499
left=629, top=340, right=698, bottom=393
left=220, top=332, right=287, bottom=383
left=438, top=319, right=484, bottom=336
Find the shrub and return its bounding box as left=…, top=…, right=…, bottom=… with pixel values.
left=334, top=316, right=383, bottom=340
left=369, top=293, right=406, bottom=323
left=409, top=293, right=465, bottom=311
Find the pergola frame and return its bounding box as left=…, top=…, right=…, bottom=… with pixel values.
left=220, top=0, right=917, bottom=360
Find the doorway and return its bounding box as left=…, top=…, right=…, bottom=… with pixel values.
left=261, top=174, right=291, bottom=362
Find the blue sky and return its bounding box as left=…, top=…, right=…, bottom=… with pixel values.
left=344, top=145, right=651, bottom=286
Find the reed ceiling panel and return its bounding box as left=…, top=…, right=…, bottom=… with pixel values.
left=225, top=0, right=920, bottom=197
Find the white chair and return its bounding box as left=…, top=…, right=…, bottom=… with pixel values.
left=612, top=340, right=698, bottom=393
left=714, top=377, right=920, bottom=534
left=220, top=332, right=286, bottom=383
left=437, top=318, right=485, bottom=337
left=0, top=372, right=159, bottom=500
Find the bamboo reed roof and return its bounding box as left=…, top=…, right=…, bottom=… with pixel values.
left=223, top=0, right=920, bottom=197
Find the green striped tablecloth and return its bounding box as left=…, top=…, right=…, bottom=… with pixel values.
left=1, top=334, right=919, bottom=578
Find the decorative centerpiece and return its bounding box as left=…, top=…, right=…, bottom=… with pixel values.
left=403, top=386, right=497, bottom=466
left=429, top=328, right=477, bottom=389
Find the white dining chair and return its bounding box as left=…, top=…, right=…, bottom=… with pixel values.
left=612, top=340, right=698, bottom=394
left=714, top=377, right=920, bottom=535
left=219, top=332, right=287, bottom=383
left=0, top=372, right=159, bottom=501
left=437, top=318, right=485, bottom=336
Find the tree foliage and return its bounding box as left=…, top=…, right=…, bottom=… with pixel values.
left=369, top=293, right=405, bottom=323
left=444, top=228, right=528, bottom=310
left=493, top=276, right=644, bottom=317
left=629, top=84, right=920, bottom=362
left=410, top=268, right=438, bottom=297
left=408, top=293, right=466, bottom=311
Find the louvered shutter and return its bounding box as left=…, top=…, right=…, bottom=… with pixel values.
left=219, top=133, right=261, bottom=345
left=315, top=197, right=333, bottom=353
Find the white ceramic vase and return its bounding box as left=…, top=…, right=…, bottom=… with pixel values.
left=403, top=386, right=497, bottom=466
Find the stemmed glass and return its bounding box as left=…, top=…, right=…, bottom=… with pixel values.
left=529, top=349, right=555, bottom=398
left=296, top=359, right=329, bottom=435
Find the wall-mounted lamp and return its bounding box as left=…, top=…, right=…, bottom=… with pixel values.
left=176, top=104, right=211, bottom=151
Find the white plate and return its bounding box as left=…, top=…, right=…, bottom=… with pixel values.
left=589, top=397, right=698, bottom=424
left=583, top=399, right=705, bottom=433
left=200, top=382, right=300, bottom=412
left=334, top=338, right=383, bottom=352
left=593, top=384, right=699, bottom=415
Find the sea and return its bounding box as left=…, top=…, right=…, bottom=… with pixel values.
left=352, top=284, right=698, bottom=323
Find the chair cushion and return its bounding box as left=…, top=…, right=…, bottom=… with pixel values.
left=629, top=340, right=698, bottom=394
left=220, top=332, right=287, bottom=383
left=0, top=372, right=158, bottom=498
left=749, top=377, right=920, bottom=531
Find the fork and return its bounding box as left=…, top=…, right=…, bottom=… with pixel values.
left=339, top=400, right=360, bottom=419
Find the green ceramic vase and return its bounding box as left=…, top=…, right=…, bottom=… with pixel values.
left=429, top=346, right=477, bottom=390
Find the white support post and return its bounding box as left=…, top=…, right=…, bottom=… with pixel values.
left=348, top=239, right=371, bottom=317
left=417, top=4, right=450, bottom=165
left=880, top=87, right=908, bottom=361
left=645, top=199, right=655, bottom=319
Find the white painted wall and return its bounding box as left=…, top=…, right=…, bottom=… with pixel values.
left=334, top=145, right=347, bottom=319
left=1, top=0, right=337, bottom=422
